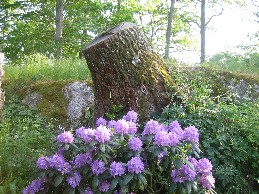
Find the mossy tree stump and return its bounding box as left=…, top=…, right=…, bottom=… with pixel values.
left=83, top=22, right=173, bottom=121
left=0, top=52, right=4, bottom=120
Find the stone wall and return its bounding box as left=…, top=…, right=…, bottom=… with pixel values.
left=0, top=53, right=4, bottom=119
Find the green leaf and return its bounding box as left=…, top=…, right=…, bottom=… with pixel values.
left=100, top=143, right=105, bottom=152
left=174, top=158, right=183, bottom=169
left=123, top=174, right=134, bottom=186
left=143, top=169, right=152, bottom=176
left=110, top=177, right=119, bottom=190
left=185, top=181, right=192, bottom=194
left=64, top=144, right=70, bottom=150
left=168, top=184, right=177, bottom=193
left=68, top=188, right=75, bottom=194
left=138, top=174, right=147, bottom=185
left=92, top=176, right=99, bottom=189
left=71, top=143, right=79, bottom=149
left=54, top=175, right=64, bottom=187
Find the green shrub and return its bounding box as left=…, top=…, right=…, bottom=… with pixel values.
left=0, top=97, right=56, bottom=193
left=159, top=67, right=259, bottom=193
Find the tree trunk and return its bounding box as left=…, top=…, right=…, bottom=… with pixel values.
left=83, top=22, right=174, bottom=122
left=0, top=52, right=4, bottom=120
left=164, top=0, right=176, bottom=60
left=55, top=0, right=64, bottom=59
left=200, top=0, right=206, bottom=63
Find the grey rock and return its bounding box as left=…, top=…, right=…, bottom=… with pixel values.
left=64, top=82, right=94, bottom=126
left=22, top=92, right=42, bottom=109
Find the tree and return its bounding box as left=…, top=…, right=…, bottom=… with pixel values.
left=55, top=0, right=64, bottom=59
left=164, top=0, right=176, bottom=59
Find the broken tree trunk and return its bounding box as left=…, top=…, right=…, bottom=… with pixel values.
left=83, top=22, right=175, bottom=122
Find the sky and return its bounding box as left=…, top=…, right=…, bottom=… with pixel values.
left=174, top=1, right=259, bottom=64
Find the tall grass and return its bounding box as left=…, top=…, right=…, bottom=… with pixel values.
left=3, top=53, right=91, bottom=91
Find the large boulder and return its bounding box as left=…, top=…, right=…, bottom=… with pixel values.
left=20, top=81, right=94, bottom=127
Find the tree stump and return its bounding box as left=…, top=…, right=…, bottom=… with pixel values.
left=0, top=52, right=5, bottom=120
left=83, top=22, right=174, bottom=122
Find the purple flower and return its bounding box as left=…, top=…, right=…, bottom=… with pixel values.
left=168, top=121, right=181, bottom=130
left=182, top=126, right=199, bottom=143
left=141, top=120, right=161, bottom=136
left=127, top=121, right=138, bottom=134
left=123, top=110, right=138, bottom=122
left=199, top=173, right=215, bottom=189
left=168, top=121, right=184, bottom=140
left=127, top=157, right=144, bottom=174
left=187, top=157, right=198, bottom=169
left=57, top=161, right=72, bottom=175
left=96, top=117, right=107, bottom=126
left=94, top=125, right=112, bottom=143
left=84, top=186, right=94, bottom=194
left=171, top=164, right=196, bottom=183
left=168, top=132, right=180, bottom=146
left=37, top=156, right=48, bottom=170
left=196, top=158, right=213, bottom=175
left=128, top=137, right=142, bottom=151
left=158, top=151, right=167, bottom=162
left=74, top=153, right=92, bottom=168
left=154, top=131, right=170, bottom=146
left=98, top=180, right=110, bottom=192
left=57, top=131, right=74, bottom=144
left=23, top=179, right=44, bottom=194
left=109, top=161, right=126, bottom=177
left=91, top=160, right=106, bottom=175
left=67, top=171, right=81, bottom=188
left=48, top=154, right=65, bottom=168
left=76, top=127, right=95, bottom=143
left=108, top=120, right=117, bottom=128
left=114, top=119, right=129, bottom=134
left=114, top=190, right=122, bottom=194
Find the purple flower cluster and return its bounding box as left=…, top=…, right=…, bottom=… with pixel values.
left=122, top=110, right=138, bottom=122
left=114, top=119, right=129, bottom=134
left=57, top=131, right=74, bottom=144
left=154, top=130, right=170, bottom=146
left=127, top=157, right=144, bottom=174
left=182, top=126, right=199, bottom=143
left=67, top=171, right=81, bottom=188
left=96, top=117, right=107, bottom=126
left=171, top=164, right=196, bottom=183
left=98, top=180, right=110, bottom=192
left=23, top=179, right=44, bottom=194
left=196, top=158, right=215, bottom=189
left=48, top=154, right=72, bottom=175
left=109, top=161, right=126, bottom=177
left=84, top=186, right=94, bottom=194
left=76, top=127, right=95, bottom=143
left=168, top=121, right=184, bottom=140
left=128, top=137, right=142, bottom=151
left=74, top=152, right=92, bottom=168
left=91, top=160, right=106, bottom=175
left=141, top=120, right=161, bottom=135
left=36, top=156, right=48, bottom=170
left=199, top=174, right=215, bottom=189
left=94, top=125, right=112, bottom=143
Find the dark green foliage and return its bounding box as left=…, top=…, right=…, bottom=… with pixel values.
left=0, top=97, right=56, bottom=193
left=158, top=67, right=259, bottom=193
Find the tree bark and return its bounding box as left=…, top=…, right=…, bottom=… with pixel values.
left=83, top=22, right=174, bottom=122
left=55, top=0, right=64, bottom=59
left=0, top=52, right=4, bottom=120
left=200, top=0, right=206, bottom=63
left=164, top=0, right=176, bottom=60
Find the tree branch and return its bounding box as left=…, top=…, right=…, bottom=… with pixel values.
left=205, top=3, right=224, bottom=26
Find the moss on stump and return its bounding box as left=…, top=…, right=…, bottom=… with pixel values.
left=83, top=22, right=176, bottom=122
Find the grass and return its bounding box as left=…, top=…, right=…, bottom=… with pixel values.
left=2, top=53, right=91, bottom=93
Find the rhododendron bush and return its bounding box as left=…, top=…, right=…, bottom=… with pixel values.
left=23, top=111, right=216, bottom=194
